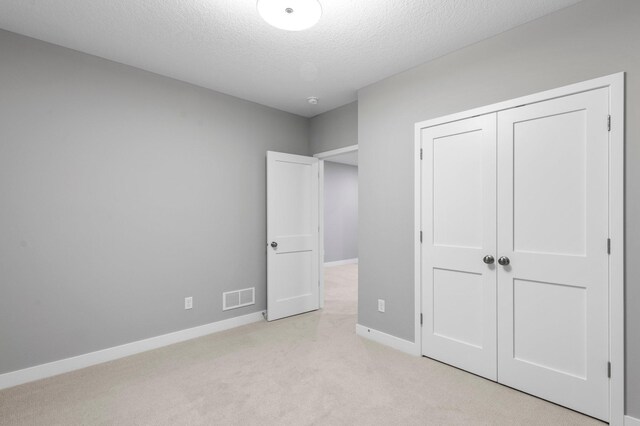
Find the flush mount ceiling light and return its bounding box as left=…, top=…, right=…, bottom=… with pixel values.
left=257, top=0, right=322, bottom=31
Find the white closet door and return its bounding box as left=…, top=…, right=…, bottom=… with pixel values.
left=421, top=114, right=498, bottom=380
left=496, top=88, right=610, bottom=421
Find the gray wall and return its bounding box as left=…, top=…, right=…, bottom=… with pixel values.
left=310, top=101, right=358, bottom=155
left=0, top=30, right=309, bottom=375
left=356, top=0, right=640, bottom=416
left=324, top=162, right=358, bottom=263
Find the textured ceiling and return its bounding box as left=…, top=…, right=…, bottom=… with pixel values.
left=0, top=0, right=582, bottom=117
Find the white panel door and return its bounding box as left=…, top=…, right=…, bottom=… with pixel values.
left=496, top=88, right=610, bottom=420
left=267, top=151, right=319, bottom=321
left=421, top=114, right=498, bottom=380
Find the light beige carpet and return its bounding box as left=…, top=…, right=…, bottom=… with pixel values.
left=0, top=264, right=602, bottom=425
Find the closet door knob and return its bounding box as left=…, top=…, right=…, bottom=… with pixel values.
left=498, top=256, right=510, bottom=266
left=483, top=255, right=495, bottom=265
left=270, top=241, right=278, bottom=248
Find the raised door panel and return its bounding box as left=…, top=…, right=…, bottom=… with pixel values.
left=433, top=130, right=484, bottom=249
left=512, top=110, right=587, bottom=256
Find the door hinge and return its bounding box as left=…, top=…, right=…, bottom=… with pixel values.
left=607, top=238, right=611, bottom=255
left=420, top=313, right=423, bottom=326
left=608, top=115, right=611, bottom=132
left=420, top=148, right=423, bottom=160
left=608, top=362, right=611, bottom=378
left=420, top=231, right=423, bottom=243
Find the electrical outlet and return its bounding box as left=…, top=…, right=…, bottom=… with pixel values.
left=378, top=299, right=385, bottom=313
left=185, top=297, right=193, bottom=310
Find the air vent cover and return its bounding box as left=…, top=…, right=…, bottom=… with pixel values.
left=223, top=287, right=255, bottom=311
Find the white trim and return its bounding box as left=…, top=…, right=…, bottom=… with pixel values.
left=415, top=73, right=622, bottom=130
left=356, top=324, right=420, bottom=356
left=625, top=416, right=640, bottom=426
left=0, top=311, right=265, bottom=391
left=313, top=144, right=358, bottom=159
left=609, top=72, right=625, bottom=426
left=324, top=258, right=358, bottom=267
left=318, top=159, right=325, bottom=309
left=414, top=72, right=625, bottom=425
left=414, top=124, right=422, bottom=355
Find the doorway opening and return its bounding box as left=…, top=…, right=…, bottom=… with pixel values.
left=315, top=145, right=358, bottom=312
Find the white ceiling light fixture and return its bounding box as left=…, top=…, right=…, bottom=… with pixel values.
left=257, top=0, right=322, bottom=31
left=307, top=96, right=319, bottom=105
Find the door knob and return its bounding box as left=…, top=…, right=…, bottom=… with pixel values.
left=483, top=255, right=495, bottom=265
left=270, top=241, right=278, bottom=248
left=498, top=256, right=510, bottom=266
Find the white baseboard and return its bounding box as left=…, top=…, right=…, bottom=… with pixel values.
left=355, top=324, right=420, bottom=356
left=626, top=415, right=640, bottom=426
left=0, top=311, right=265, bottom=391
left=324, top=258, right=358, bottom=267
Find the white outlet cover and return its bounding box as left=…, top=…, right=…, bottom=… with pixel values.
left=185, top=297, right=193, bottom=310
left=378, top=299, right=385, bottom=313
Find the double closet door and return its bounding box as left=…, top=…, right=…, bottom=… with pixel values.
left=420, top=88, right=610, bottom=421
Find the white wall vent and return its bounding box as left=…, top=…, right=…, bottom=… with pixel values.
left=223, top=287, right=255, bottom=311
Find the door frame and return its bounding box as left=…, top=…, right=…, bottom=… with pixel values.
left=413, top=73, right=625, bottom=424
left=314, top=144, right=359, bottom=308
